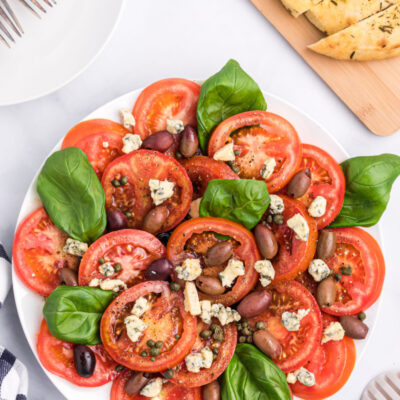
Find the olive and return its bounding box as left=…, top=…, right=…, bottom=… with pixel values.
left=125, top=372, right=150, bottom=396
left=317, top=230, right=337, bottom=259
left=73, top=345, right=96, bottom=378
left=237, top=291, right=272, bottom=318
left=58, top=268, right=78, bottom=286
left=316, top=277, right=337, bottom=308
left=195, top=276, right=226, bottom=295
left=287, top=168, right=311, bottom=198
left=205, top=241, right=233, bottom=266
left=203, top=380, right=221, bottom=400
left=189, top=198, right=202, bottom=219
left=179, top=126, right=199, bottom=158
left=253, top=329, right=282, bottom=359
left=340, top=316, right=369, bottom=339
left=142, top=130, right=174, bottom=152
left=142, top=206, right=169, bottom=234
left=145, top=258, right=173, bottom=281
left=106, top=209, right=128, bottom=231
left=254, top=224, right=278, bottom=259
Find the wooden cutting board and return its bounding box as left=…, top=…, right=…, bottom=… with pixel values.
left=251, top=0, right=400, bottom=136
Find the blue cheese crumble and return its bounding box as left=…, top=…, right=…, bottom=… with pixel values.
left=260, top=156, right=276, bottom=179
left=63, top=238, right=88, bottom=257
left=166, top=119, right=184, bottom=134
left=140, top=377, right=163, bottom=397
left=219, top=259, right=245, bottom=287
left=149, top=179, right=175, bottom=206
left=254, top=260, right=275, bottom=287
left=281, top=309, right=310, bottom=331
left=122, top=133, right=142, bottom=154
left=308, top=196, right=327, bottom=218
left=287, top=213, right=309, bottom=241
left=321, top=321, right=345, bottom=344
left=213, top=143, right=235, bottom=162
left=185, top=347, right=214, bottom=373
left=269, top=195, right=285, bottom=214
left=175, top=258, right=202, bottom=281
left=120, top=109, right=136, bottom=130
left=308, top=259, right=331, bottom=282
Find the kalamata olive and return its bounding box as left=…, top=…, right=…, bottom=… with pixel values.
left=142, top=130, right=174, bottom=152
left=340, top=316, right=369, bottom=339
left=196, top=276, right=226, bottom=295
left=180, top=126, right=199, bottom=158
left=58, top=268, right=78, bottom=286
left=317, top=230, right=337, bottom=259
left=189, top=198, right=202, bottom=219
left=73, top=345, right=96, bottom=378
left=287, top=168, right=311, bottom=198
left=254, top=224, right=278, bottom=259
left=142, top=206, right=169, bottom=234
left=125, top=372, right=150, bottom=395
left=237, top=291, right=272, bottom=318
left=205, top=241, right=233, bottom=266
left=253, top=329, right=282, bottom=359
left=145, top=258, right=173, bottom=281
left=203, top=380, right=220, bottom=400
left=316, top=277, right=337, bottom=308
left=107, top=209, right=128, bottom=231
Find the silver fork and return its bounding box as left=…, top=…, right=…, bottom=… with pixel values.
left=0, top=0, right=57, bottom=48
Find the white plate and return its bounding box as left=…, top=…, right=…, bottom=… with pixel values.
left=0, top=0, right=125, bottom=106
left=12, top=88, right=383, bottom=400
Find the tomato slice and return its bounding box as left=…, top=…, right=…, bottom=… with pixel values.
left=110, top=369, right=202, bottom=400
left=248, top=281, right=322, bottom=373
left=167, top=217, right=260, bottom=306
left=263, top=195, right=318, bottom=282
left=12, top=207, right=80, bottom=297
left=101, top=150, right=193, bottom=234
left=79, top=229, right=165, bottom=287
left=37, top=319, right=118, bottom=387
left=322, top=227, right=385, bottom=316
left=181, top=155, right=239, bottom=199
left=101, top=281, right=197, bottom=372
left=133, top=78, right=201, bottom=139
left=171, top=319, right=237, bottom=387
left=208, top=111, right=301, bottom=193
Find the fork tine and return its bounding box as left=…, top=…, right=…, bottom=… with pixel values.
left=0, top=19, right=13, bottom=42
left=42, top=0, right=53, bottom=6
left=29, top=0, right=47, bottom=13
left=0, top=31, right=10, bottom=47
left=17, top=0, right=41, bottom=18
left=1, top=0, right=23, bottom=34
left=0, top=6, right=21, bottom=37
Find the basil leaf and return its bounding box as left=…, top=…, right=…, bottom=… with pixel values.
left=221, top=344, right=291, bottom=400
left=330, top=153, right=400, bottom=227
left=37, top=147, right=107, bottom=243
left=43, top=286, right=116, bottom=345
left=199, top=179, right=270, bottom=230
left=197, top=59, right=267, bottom=152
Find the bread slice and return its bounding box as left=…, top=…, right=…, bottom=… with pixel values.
left=280, top=0, right=321, bottom=17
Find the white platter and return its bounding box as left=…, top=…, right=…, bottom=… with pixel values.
left=12, top=88, right=383, bottom=400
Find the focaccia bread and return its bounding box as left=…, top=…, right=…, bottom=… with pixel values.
left=280, top=0, right=321, bottom=17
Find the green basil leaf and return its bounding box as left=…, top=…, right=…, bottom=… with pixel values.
left=221, top=344, right=291, bottom=400
left=197, top=59, right=267, bottom=152
left=199, top=179, right=270, bottom=230
left=330, top=153, right=400, bottom=227
left=43, top=286, right=117, bottom=345
left=37, top=147, right=107, bottom=243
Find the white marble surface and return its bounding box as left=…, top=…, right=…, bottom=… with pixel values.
left=0, top=0, right=399, bottom=399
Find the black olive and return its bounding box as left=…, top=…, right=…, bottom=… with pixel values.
left=73, top=345, right=96, bottom=378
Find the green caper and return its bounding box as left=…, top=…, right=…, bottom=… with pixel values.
left=239, top=336, right=246, bottom=343
left=266, top=215, right=273, bottom=224
left=255, top=321, right=266, bottom=330
left=151, top=357, right=156, bottom=361
left=124, top=211, right=132, bottom=218
left=141, top=351, right=148, bottom=357
left=246, top=336, right=253, bottom=343
left=163, top=369, right=174, bottom=379
left=114, top=263, right=122, bottom=272
left=149, top=347, right=161, bottom=357
left=242, top=328, right=251, bottom=336
left=340, top=266, right=353, bottom=276
left=170, top=282, right=181, bottom=292
left=210, top=323, right=218, bottom=332
left=242, top=321, right=249, bottom=328
left=234, top=150, right=241, bottom=156
left=120, top=176, right=129, bottom=185
left=212, top=348, right=219, bottom=355
left=175, top=334, right=181, bottom=340
left=334, top=273, right=342, bottom=281
left=358, top=312, right=366, bottom=321
left=147, top=339, right=156, bottom=348
left=155, top=341, right=163, bottom=348
left=273, top=214, right=284, bottom=225
left=200, top=330, right=212, bottom=339
left=115, top=364, right=125, bottom=372
left=98, top=257, right=105, bottom=264
left=213, top=325, right=224, bottom=342
left=112, top=179, right=121, bottom=187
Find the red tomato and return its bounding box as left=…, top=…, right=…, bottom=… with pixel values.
left=167, top=217, right=260, bottom=306
left=12, top=207, right=80, bottom=297
left=101, top=150, right=193, bottom=234
left=208, top=111, right=301, bottom=193
left=171, top=320, right=237, bottom=387
left=79, top=229, right=165, bottom=287
left=264, top=195, right=318, bottom=282
left=181, top=155, right=239, bottom=199
left=248, top=281, right=322, bottom=373
left=323, top=227, right=385, bottom=316
left=100, top=281, right=197, bottom=372
left=37, top=319, right=118, bottom=387
left=110, top=369, right=202, bottom=400
left=133, top=78, right=201, bottom=139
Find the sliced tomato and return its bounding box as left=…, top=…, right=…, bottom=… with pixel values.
left=111, top=369, right=202, bottom=400
left=79, top=229, right=165, bottom=287
left=12, top=207, right=80, bottom=297
left=181, top=155, right=239, bottom=199
left=133, top=78, right=201, bottom=139
left=101, top=150, right=193, bottom=234
left=37, top=319, right=118, bottom=387
left=263, top=195, right=318, bottom=282
left=322, top=227, right=385, bottom=316
left=208, top=111, right=301, bottom=193
left=101, top=281, right=197, bottom=372
left=171, top=319, right=237, bottom=387
left=167, top=217, right=260, bottom=306
left=248, top=281, right=322, bottom=373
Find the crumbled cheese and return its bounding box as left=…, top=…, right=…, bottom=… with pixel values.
left=89, top=278, right=100, bottom=287
left=281, top=309, right=310, bottom=331
left=140, top=377, right=163, bottom=397
left=199, top=300, right=212, bottom=324
left=185, top=347, right=214, bottom=373
left=213, top=143, right=235, bottom=162
left=63, top=238, right=88, bottom=257
left=99, top=279, right=127, bottom=292
left=122, top=133, right=142, bottom=154
left=166, top=119, right=184, bottom=134
left=254, top=260, right=275, bottom=287
left=175, top=258, right=202, bottom=281
left=260, top=156, right=276, bottom=179
left=287, top=213, right=309, bottom=241
left=131, top=296, right=149, bottom=317
left=124, top=315, right=148, bottom=342
left=99, top=262, right=115, bottom=277
left=149, top=179, right=175, bottom=206
left=184, top=282, right=201, bottom=316
left=219, top=259, right=245, bottom=287
left=296, top=368, right=316, bottom=387
left=209, top=304, right=241, bottom=326
left=102, top=141, right=109, bottom=149
left=321, top=321, right=345, bottom=344
left=286, top=372, right=297, bottom=384
left=308, top=259, right=331, bottom=282
left=189, top=197, right=202, bottom=219
left=120, top=109, right=136, bottom=130
left=269, top=195, right=285, bottom=215
left=308, top=196, right=327, bottom=218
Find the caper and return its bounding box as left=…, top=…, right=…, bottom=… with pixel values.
left=358, top=312, right=366, bottom=321
left=212, top=348, right=219, bottom=355
left=239, top=336, right=246, bottom=343
left=149, top=348, right=161, bottom=357
left=266, top=215, right=273, bottom=224
left=255, top=321, right=266, bottom=330
left=112, top=179, right=121, bottom=187
left=141, top=351, right=148, bottom=357
left=273, top=214, right=284, bottom=225
left=147, top=340, right=156, bottom=348
left=242, top=328, right=251, bottom=336
left=200, top=330, right=212, bottom=339
left=115, top=364, right=125, bottom=372
left=163, top=369, right=174, bottom=379
left=114, top=263, right=122, bottom=272
left=98, top=257, right=105, bottom=265
left=120, top=176, right=129, bottom=185
left=175, top=334, right=181, bottom=340
left=213, top=325, right=224, bottom=342
left=155, top=341, right=163, bottom=348
left=151, top=357, right=156, bottom=361
left=210, top=323, right=218, bottom=332
left=234, top=150, right=241, bottom=156
left=334, top=273, right=342, bottom=281
left=125, top=211, right=132, bottom=218
left=242, top=321, right=249, bottom=328
left=246, top=336, right=253, bottom=343
left=170, top=282, right=181, bottom=292
left=340, top=266, right=353, bottom=276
